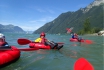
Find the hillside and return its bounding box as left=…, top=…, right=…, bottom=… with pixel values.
left=33, top=0, right=104, bottom=34
left=0, top=24, right=25, bottom=33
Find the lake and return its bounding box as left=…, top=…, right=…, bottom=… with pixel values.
left=0, top=33, right=103, bottom=70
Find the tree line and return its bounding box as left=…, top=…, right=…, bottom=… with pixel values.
left=77, top=18, right=102, bottom=35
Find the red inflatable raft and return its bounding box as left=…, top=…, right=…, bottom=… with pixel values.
left=0, top=46, right=20, bottom=67
left=29, top=42, right=63, bottom=50
left=70, top=38, right=84, bottom=42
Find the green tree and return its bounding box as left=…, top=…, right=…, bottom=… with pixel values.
left=83, top=18, right=91, bottom=33
left=77, top=18, right=102, bottom=35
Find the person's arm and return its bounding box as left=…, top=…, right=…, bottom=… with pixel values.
left=3, top=42, right=10, bottom=47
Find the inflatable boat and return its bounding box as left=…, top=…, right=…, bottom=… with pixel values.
left=0, top=46, right=20, bottom=67
left=70, top=38, right=84, bottom=42
left=29, top=42, right=63, bottom=50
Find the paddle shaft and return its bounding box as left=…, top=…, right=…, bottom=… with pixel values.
left=0, top=47, right=39, bottom=51
left=18, top=38, right=64, bottom=45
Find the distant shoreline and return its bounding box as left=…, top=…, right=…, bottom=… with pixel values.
left=84, top=33, right=104, bottom=36
left=84, top=33, right=98, bottom=36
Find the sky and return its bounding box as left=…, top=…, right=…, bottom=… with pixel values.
left=0, top=0, right=94, bottom=31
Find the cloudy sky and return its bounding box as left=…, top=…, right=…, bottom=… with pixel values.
left=0, top=0, right=94, bottom=31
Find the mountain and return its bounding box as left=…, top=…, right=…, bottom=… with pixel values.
left=0, top=24, right=25, bottom=33
left=81, top=0, right=104, bottom=13
left=33, top=0, right=104, bottom=34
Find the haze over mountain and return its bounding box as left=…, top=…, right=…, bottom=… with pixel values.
left=0, top=24, right=25, bottom=33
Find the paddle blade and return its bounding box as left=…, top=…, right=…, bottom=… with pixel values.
left=84, top=40, right=93, bottom=44
left=17, top=38, right=32, bottom=45
left=66, top=27, right=73, bottom=33
left=18, top=48, right=39, bottom=51
left=74, top=58, right=94, bottom=70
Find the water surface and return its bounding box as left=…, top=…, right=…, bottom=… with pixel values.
left=0, top=33, right=103, bottom=70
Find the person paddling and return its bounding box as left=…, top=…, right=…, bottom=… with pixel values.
left=34, top=32, right=63, bottom=50
left=72, top=33, right=78, bottom=39
left=0, top=33, right=11, bottom=49
left=71, top=33, right=83, bottom=42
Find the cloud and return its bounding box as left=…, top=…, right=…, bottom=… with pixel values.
left=0, top=22, right=40, bottom=31
left=36, top=8, right=55, bottom=14
left=19, top=25, right=40, bottom=31
left=36, top=8, right=46, bottom=13
left=30, top=6, right=55, bottom=14
left=0, top=16, right=55, bottom=31
left=0, top=22, right=14, bottom=25
left=23, top=17, right=55, bottom=31
left=29, top=16, right=55, bottom=23
left=48, top=9, right=55, bottom=14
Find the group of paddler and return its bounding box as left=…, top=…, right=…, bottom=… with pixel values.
left=0, top=31, right=94, bottom=70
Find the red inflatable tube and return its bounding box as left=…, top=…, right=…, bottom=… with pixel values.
left=29, top=42, right=51, bottom=49
left=0, top=46, right=20, bottom=67
left=29, top=42, right=63, bottom=50
left=70, top=38, right=84, bottom=42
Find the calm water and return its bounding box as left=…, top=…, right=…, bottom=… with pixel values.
left=0, top=33, right=103, bottom=70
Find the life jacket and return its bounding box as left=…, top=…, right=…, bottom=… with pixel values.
left=74, top=35, right=78, bottom=39
left=72, top=34, right=78, bottom=39
left=35, top=38, right=41, bottom=42
left=35, top=38, right=47, bottom=44
left=72, top=35, right=74, bottom=38
left=41, top=38, right=47, bottom=44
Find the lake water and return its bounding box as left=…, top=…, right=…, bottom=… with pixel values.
left=0, top=33, right=103, bottom=70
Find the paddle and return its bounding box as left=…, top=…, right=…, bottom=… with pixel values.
left=66, top=27, right=74, bottom=33
left=77, top=37, right=93, bottom=44
left=83, top=39, right=93, bottom=44
left=17, top=38, right=32, bottom=45
left=0, top=47, right=39, bottom=51
left=17, top=38, right=64, bottom=45
left=17, top=48, right=39, bottom=51
left=74, top=57, right=94, bottom=70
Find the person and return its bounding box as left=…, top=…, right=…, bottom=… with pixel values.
left=0, top=33, right=10, bottom=48
left=71, top=33, right=83, bottom=42
left=35, top=32, right=47, bottom=44
left=72, top=33, right=78, bottom=39
left=34, top=32, right=62, bottom=50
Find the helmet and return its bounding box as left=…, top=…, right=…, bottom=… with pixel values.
left=40, top=32, right=45, bottom=37
left=0, top=33, right=5, bottom=41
